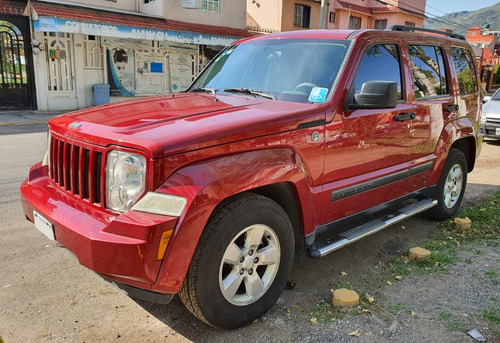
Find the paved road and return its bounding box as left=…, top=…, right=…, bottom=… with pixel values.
left=0, top=129, right=499, bottom=342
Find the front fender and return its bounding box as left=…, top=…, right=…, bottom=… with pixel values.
left=151, top=148, right=315, bottom=294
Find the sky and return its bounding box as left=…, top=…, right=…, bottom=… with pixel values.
left=425, top=0, right=500, bottom=16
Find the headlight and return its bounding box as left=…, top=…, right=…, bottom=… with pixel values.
left=106, top=150, right=146, bottom=212
left=480, top=111, right=487, bottom=124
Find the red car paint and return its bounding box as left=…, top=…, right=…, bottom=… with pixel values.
left=21, top=29, right=482, bottom=296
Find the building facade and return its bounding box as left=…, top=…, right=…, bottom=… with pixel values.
left=247, top=0, right=322, bottom=34
left=466, top=26, right=500, bottom=90
left=1, top=0, right=252, bottom=111
left=246, top=0, right=425, bottom=34
left=327, top=0, right=425, bottom=30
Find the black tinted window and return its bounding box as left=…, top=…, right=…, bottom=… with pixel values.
left=451, top=47, right=477, bottom=95
left=409, top=45, right=448, bottom=98
left=353, top=44, right=403, bottom=100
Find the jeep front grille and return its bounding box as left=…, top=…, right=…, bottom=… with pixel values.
left=49, top=134, right=104, bottom=205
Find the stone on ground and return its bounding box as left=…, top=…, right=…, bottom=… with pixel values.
left=452, top=217, right=472, bottom=231
left=409, top=247, right=431, bottom=260
left=332, top=288, right=359, bottom=307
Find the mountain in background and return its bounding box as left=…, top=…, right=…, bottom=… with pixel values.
left=424, top=2, right=500, bottom=36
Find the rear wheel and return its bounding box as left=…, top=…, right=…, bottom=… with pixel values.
left=428, top=148, right=467, bottom=220
left=179, top=194, right=294, bottom=329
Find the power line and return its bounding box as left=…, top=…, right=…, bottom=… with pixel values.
left=374, top=0, right=476, bottom=32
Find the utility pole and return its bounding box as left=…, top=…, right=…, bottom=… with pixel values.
left=319, top=0, right=327, bottom=29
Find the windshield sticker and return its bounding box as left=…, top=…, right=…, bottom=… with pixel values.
left=309, top=87, right=329, bottom=102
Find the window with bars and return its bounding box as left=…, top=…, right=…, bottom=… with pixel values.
left=203, top=0, right=219, bottom=12
left=44, top=32, right=75, bottom=92
left=349, top=16, right=361, bottom=29
left=84, top=35, right=102, bottom=69
left=374, top=19, right=387, bottom=29
left=294, top=4, right=311, bottom=28
left=329, top=12, right=336, bottom=23
left=405, top=21, right=415, bottom=27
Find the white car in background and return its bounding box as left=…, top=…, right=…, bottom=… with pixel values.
left=482, top=89, right=500, bottom=139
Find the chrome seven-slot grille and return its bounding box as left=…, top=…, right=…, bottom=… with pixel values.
left=49, top=133, right=104, bottom=206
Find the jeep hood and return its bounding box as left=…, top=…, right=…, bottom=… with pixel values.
left=49, top=93, right=324, bottom=158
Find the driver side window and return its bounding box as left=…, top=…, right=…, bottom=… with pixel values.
left=353, top=44, right=403, bottom=100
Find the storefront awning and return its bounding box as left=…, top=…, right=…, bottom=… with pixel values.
left=29, top=0, right=257, bottom=46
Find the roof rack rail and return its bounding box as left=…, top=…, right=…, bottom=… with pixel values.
left=386, top=25, right=466, bottom=41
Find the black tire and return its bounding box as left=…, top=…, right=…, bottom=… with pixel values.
left=179, top=193, right=294, bottom=329
left=427, top=148, right=467, bottom=220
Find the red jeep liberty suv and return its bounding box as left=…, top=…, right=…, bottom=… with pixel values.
left=21, top=26, right=482, bottom=328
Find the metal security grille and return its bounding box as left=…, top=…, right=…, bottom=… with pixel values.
left=49, top=134, right=104, bottom=205
left=0, top=20, right=29, bottom=108
left=44, top=32, right=75, bottom=92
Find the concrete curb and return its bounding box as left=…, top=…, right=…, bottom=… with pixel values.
left=0, top=111, right=66, bottom=126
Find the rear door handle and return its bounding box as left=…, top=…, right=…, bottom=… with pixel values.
left=445, top=104, right=459, bottom=112
left=394, top=112, right=415, bottom=122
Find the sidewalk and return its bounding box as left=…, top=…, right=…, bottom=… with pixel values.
left=0, top=110, right=67, bottom=126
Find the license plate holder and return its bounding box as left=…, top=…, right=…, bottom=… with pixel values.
left=33, top=211, right=55, bottom=240
left=496, top=128, right=500, bottom=136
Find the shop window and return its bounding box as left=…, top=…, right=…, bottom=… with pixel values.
left=294, top=4, right=311, bottom=28
left=349, top=16, right=361, bottom=29
left=409, top=45, right=448, bottom=98
left=374, top=19, right=387, bottom=29
left=329, top=12, right=336, bottom=23
left=203, top=0, right=219, bottom=13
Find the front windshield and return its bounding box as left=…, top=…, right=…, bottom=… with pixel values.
left=492, top=90, right=500, bottom=100
left=189, top=38, right=350, bottom=104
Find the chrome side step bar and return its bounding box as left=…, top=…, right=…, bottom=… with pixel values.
left=307, top=199, right=438, bottom=259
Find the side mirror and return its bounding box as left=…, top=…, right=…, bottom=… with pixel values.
left=347, top=81, right=398, bottom=110
left=483, top=96, right=492, bottom=103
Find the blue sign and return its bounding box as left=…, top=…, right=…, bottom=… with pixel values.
left=308, top=87, right=329, bottom=103
left=34, top=17, right=241, bottom=46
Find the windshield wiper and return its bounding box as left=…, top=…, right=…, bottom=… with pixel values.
left=190, top=87, right=218, bottom=94
left=223, top=88, right=276, bottom=100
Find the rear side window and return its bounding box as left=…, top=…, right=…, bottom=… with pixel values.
left=451, top=47, right=477, bottom=95
left=409, top=45, right=448, bottom=98
left=353, top=44, right=403, bottom=100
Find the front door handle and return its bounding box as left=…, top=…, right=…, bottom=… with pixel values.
left=445, top=104, right=459, bottom=112
left=394, top=112, right=415, bottom=122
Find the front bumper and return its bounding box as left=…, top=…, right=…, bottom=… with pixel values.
left=20, top=164, right=178, bottom=294
left=480, top=120, right=500, bottom=139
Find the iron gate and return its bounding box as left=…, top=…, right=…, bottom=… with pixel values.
left=0, top=19, right=32, bottom=109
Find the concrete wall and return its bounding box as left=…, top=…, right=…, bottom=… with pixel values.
left=41, top=0, right=139, bottom=13
left=246, top=0, right=282, bottom=32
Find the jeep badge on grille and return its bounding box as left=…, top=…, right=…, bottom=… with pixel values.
left=68, top=122, right=82, bottom=129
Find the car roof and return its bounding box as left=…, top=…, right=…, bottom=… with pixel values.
left=234, top=28, right=469, bottom=46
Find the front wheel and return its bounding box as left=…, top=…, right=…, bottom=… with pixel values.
left=179, top=194, right=294, bottom=329
left=427, top=148, right=467, bottom=220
